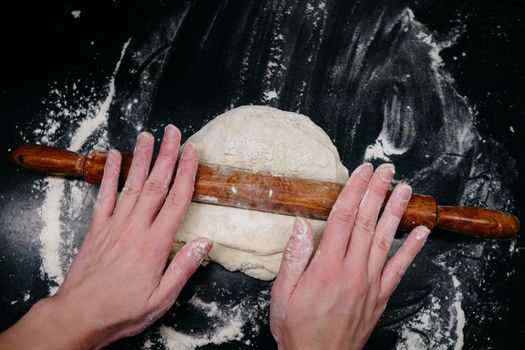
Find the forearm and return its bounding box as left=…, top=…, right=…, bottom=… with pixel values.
left=0, top=297, right=102, bottom=350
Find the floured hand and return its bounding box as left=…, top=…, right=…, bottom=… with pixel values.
left=0, top=125, right=211, bottom=350
left=270, top=163, right=430, bottom=350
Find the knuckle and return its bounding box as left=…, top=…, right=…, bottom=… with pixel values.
left=318, top=265, right=342, bottom=285
left=391, top=263, right=407, bottom=278
left=353, top=215, right=377, bottom=234
left=370, top=183, right=387, bottom=197
left=167, top=191, right=190, bottom=208
left=131, top=155, right=148, bottom=168
left=156, top=153, right=176, bottom=165
left=176, top=162, right=194, bottom=178
left=351, top=270, right=368, bottom=288
left=404, top=244, right=420, bottom=259
left=122, top=184, right=142, bottom=197
left=382, top=205, right=403, bottom=220
left=331, top=207, right=356, bottom=225
left=144, top=178, right=167, bottom=194
left=349, top=278, right=368, bottom=298
left=177, top=158, right=197, bottom=177
left=96, top=192, right=115, bottom=205
left=176, top=165, right=189, bottom=177
left=372, top=235, right=391, bottom=253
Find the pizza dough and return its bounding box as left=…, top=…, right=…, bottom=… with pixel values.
left=172, top=105, right=348, bottom=280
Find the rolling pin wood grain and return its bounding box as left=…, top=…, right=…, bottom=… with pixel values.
left=10, top=144, right=520, bottom=238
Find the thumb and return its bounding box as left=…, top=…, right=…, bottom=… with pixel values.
left=149, top=238, right=212, bottom=308
left=271, top=217, right=314, bottom=307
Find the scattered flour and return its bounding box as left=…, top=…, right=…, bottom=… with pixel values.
left=69, top=40, right=130, bottom=151
left=395, top=282, right=465, bottom=349
left=364, top=7, right=463, bottom=163
left=395, top=257, right=467, bottom=350
left=153, top=290, right=270, bottom=350
left=451, top=276, right=465, bottom=350
left=198, top=195, right=219, bottom=203
left=263, top=90, right=278, bottom=102
left=36, top=39, right=130, bottom=294
left=8, top=291, right=32, bottom=306
left=160, top=317, right=244, bottom=350
left=414, top=24, right=462, bottom=74
left=364, top=133, right=410, bottom=162
left=39, top=177, right=66, bottom=293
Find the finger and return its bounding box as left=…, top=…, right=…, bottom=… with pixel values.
left=271, top=217, right=314, bottom=311
left=131, top=125, right=181, bottom=223
left=367, top=183, right=412, bottom=280
left=150, top=144, right=198, bottom=253
left=91, top=150, right=121, bottom=228
left=315, top=163, right=373, bottom=259
left=379, top=226, right=430, bottom=300
left=149, top=238, right=212, bottom=309
left=113, top=132, right=154, bottom=220
left=345, top=163, right=395, bottom=268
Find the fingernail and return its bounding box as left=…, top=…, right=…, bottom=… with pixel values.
left=351, top=162, right=373, bottom=181
left=378, top=163, right=395, bottom=183
left=191, top=238, right=212, bottom=259
left=136, top=132, right=151, bottom=150
left=293, top=217, right=309, bottom=238
left=416, top=227, right=431, bottom=241
left=395, top=184, right=412, bottom=202
left=181, top=143, right=196, bottom=160
left=164, top=124, right=180, bottom=142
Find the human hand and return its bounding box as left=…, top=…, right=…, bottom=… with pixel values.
left=0, top=125, right=212, bottom=350
left=270, top=163, right=430, bottom=350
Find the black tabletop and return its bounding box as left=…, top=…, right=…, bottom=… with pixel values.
left=0, top=1, right=523, bottom=349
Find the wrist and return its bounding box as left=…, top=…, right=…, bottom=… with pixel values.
left=0, top=296, right=106, bottom=350
left=41, top=294, right=113, bottom=350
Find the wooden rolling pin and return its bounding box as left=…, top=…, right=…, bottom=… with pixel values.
left=10, top=144, right=520, bottom=238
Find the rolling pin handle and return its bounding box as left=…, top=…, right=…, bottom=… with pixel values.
left=437, top=206, right=520, bottom=238
left=9, top=144, right=85, bottom=177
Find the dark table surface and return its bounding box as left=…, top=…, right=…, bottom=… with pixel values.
left=0, top=1, right=524, bottom=349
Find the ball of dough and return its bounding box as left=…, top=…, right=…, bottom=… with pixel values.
left=172, top=105, right=348, bottom=280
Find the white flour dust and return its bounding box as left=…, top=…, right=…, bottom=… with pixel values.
left=256, top=0, right=328, bottom=107
left=388, top=9, right=468, bottom=349
left=148, top=289, right=270, bottom=350
left=6, top=289, right=31, bottom=306
left=33, top=39, right=130, bottom=294
left=38, top=177, right=66, bottom=293
left=160, top=313, right=244, bottom=349
left=391, top=236, right=479, bottom=350
left=364, top=7, right=463, bottom=163
left=395, top=274, right=466, bottom=350
left=69, top=39, right=129, bottom=151
left=451, top=276, right=465, bottom=350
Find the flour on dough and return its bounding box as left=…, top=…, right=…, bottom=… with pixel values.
left=172, top=105, right=348, bottom=280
